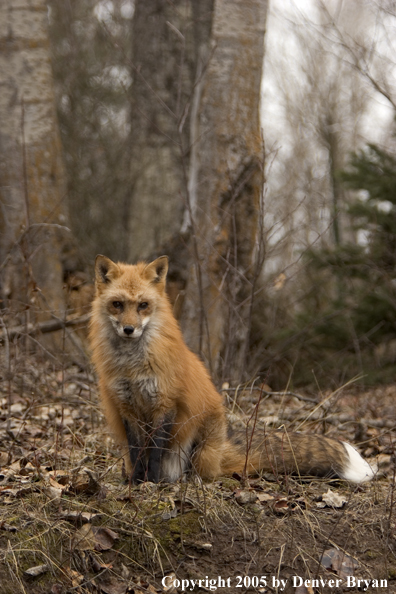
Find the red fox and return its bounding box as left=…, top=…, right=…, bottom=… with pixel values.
left=89, top=255, right=375, bottom=484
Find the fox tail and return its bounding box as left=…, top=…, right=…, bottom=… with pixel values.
left=221, top=430, right=375, bottom=483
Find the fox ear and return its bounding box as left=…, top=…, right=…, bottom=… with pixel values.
left=95, top=255, right=120, bottom=287
left=144, top=256, right=169, bottom=286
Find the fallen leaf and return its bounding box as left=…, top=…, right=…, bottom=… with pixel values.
left=73, top=524, right=118, bottom=551
left=61, top=511, right=101, bottom=525
left=91, top=557, right=113, bottom=572
left=0, top=485, right=36, bottom=498
left=63, top=567, right=85, bottom=587
left=94, top=527, right=119, bottom=551
left=97, top=577, right=127, bottom=594
left=0, top=452, right=10, bottom=466
left=257, top=492, right=275, bottom=503
left=321, top=548, right=358, bottom=579
left=69, top=468, right=107, bottom=498
left=48, top=470, right=70, bottom=484
left=45, top=486, right=63, bottom=502
left=8, top=461, right=22, bottom=474
left=24, top=564, right=48, bottom=578
left=234, top=489, right=258, bottom=504
left=272, top=498, right=290, bottom=514
left=316, top=489, right=347, bottom=509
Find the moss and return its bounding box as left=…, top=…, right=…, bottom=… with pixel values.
left=150, top=510, right=204, bottom=558
left=165, top=511, right=202, bottom=536
left=217, top=477, right=240, bottom=490
left=365, top=550, right=381, bottom=559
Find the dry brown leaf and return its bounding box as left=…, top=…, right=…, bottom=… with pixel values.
left=45, top=486, right=63, bottom=501
left=8, top=461, right=22, bottom=474
left=63, top=567, right=85, bottom=587
left=272, top=498, right=290, bottom=514
left=24, top=425, right=44, bottom=438
left=49, top=476, right=68, bottom=490
left=69, top=468, right=105, bottom=496
left=0, top=485, right=36, bottom=498
left=234, top=489, right=258, bottom=504
left=73, top=524, right=95, bottom=550
left=97, top=577, right=127, bottom=594
left=73, top=524, right=118, bottom=551
left=0, top=452, right=10, bottom=466
left=257, top=492, right=275, bottom=503
left=321, top=548, right=358, bottom=580
left=61, top=511, right=101, bottom=525
left=91, top=557, right=113, bottom=572
left=48, top=470, right=70, bottom=482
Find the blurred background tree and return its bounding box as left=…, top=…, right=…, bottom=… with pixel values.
left=0, top=0, right=75, bottom=329
left=250, top=0, right=396, bottom=389
left=258, top=142, right=396, bottom=387
left=2, top=0, right=396, bottom=390
left=48, top=0, right=268, bottom=382
left=48, top=0, right=134, bottom=262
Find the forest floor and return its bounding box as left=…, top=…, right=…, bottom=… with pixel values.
left=0, top=352, right=396, bottom=594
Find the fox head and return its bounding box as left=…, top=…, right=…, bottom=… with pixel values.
left=94, top=255, right=169, bottom=339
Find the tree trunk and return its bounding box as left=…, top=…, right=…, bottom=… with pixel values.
left=181, top=0, right=268, bottom=383
left=127, top=0, right=214, bottom=264
left=0, top=0, right=69, bottom=323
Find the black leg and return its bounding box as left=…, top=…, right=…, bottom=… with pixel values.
left=146, top=413, right=174, bottom=483
left=123, top=419, right=146, bottom=483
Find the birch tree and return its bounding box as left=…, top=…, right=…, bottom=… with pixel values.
left=0, top=0, right=69, bottom=324
left=123, top=0, right=267, bottom=382
left=181, top=0, right=267, bottom=382
left=127, top=0, right=214, bottom=264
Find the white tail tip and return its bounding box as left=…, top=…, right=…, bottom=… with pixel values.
left=341, top=442, right=376, bottom=483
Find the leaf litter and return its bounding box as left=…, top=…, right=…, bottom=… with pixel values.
left=0, top=355, right=396, bottom=592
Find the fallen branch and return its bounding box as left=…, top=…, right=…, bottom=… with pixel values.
left=274, top=412, right=396, bottom=430
left=222, top=386, right=317, bottom=404
left=0, top=313, right=91, bottom=341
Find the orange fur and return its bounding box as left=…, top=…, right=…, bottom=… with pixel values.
left=89, top=256, right=374, bottom=484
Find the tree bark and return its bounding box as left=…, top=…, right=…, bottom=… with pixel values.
left=181, top=0, right=268, bottom=383
left=127, top=0, right=214, bottom=263
left=0, top=0, right=69, bottom=322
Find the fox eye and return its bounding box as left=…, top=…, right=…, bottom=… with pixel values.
left=138, top=302, right=148, bottom=311
left=112, top=301, right=123, bottom=310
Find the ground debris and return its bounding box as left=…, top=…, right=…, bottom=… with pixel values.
left=0, top=355, right=395, bottom=593
left=316, top=488, right=348, bottom=509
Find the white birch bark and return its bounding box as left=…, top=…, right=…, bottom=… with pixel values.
left=181, top=0, right=268, bottom=382
left=0, top=0, right=68, bottom=320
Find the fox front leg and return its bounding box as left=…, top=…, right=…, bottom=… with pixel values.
left=123, top=419, right=146, bottom=483
left=146, top=413, right=175, bottom=483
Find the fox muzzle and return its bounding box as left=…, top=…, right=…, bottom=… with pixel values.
left=123, top=325, right=135, bottom=336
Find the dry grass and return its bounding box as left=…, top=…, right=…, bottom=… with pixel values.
left=0, top=344, right=395, bottom=593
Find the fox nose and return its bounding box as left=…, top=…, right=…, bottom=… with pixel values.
left=123, top=325, right=135, bottom=336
